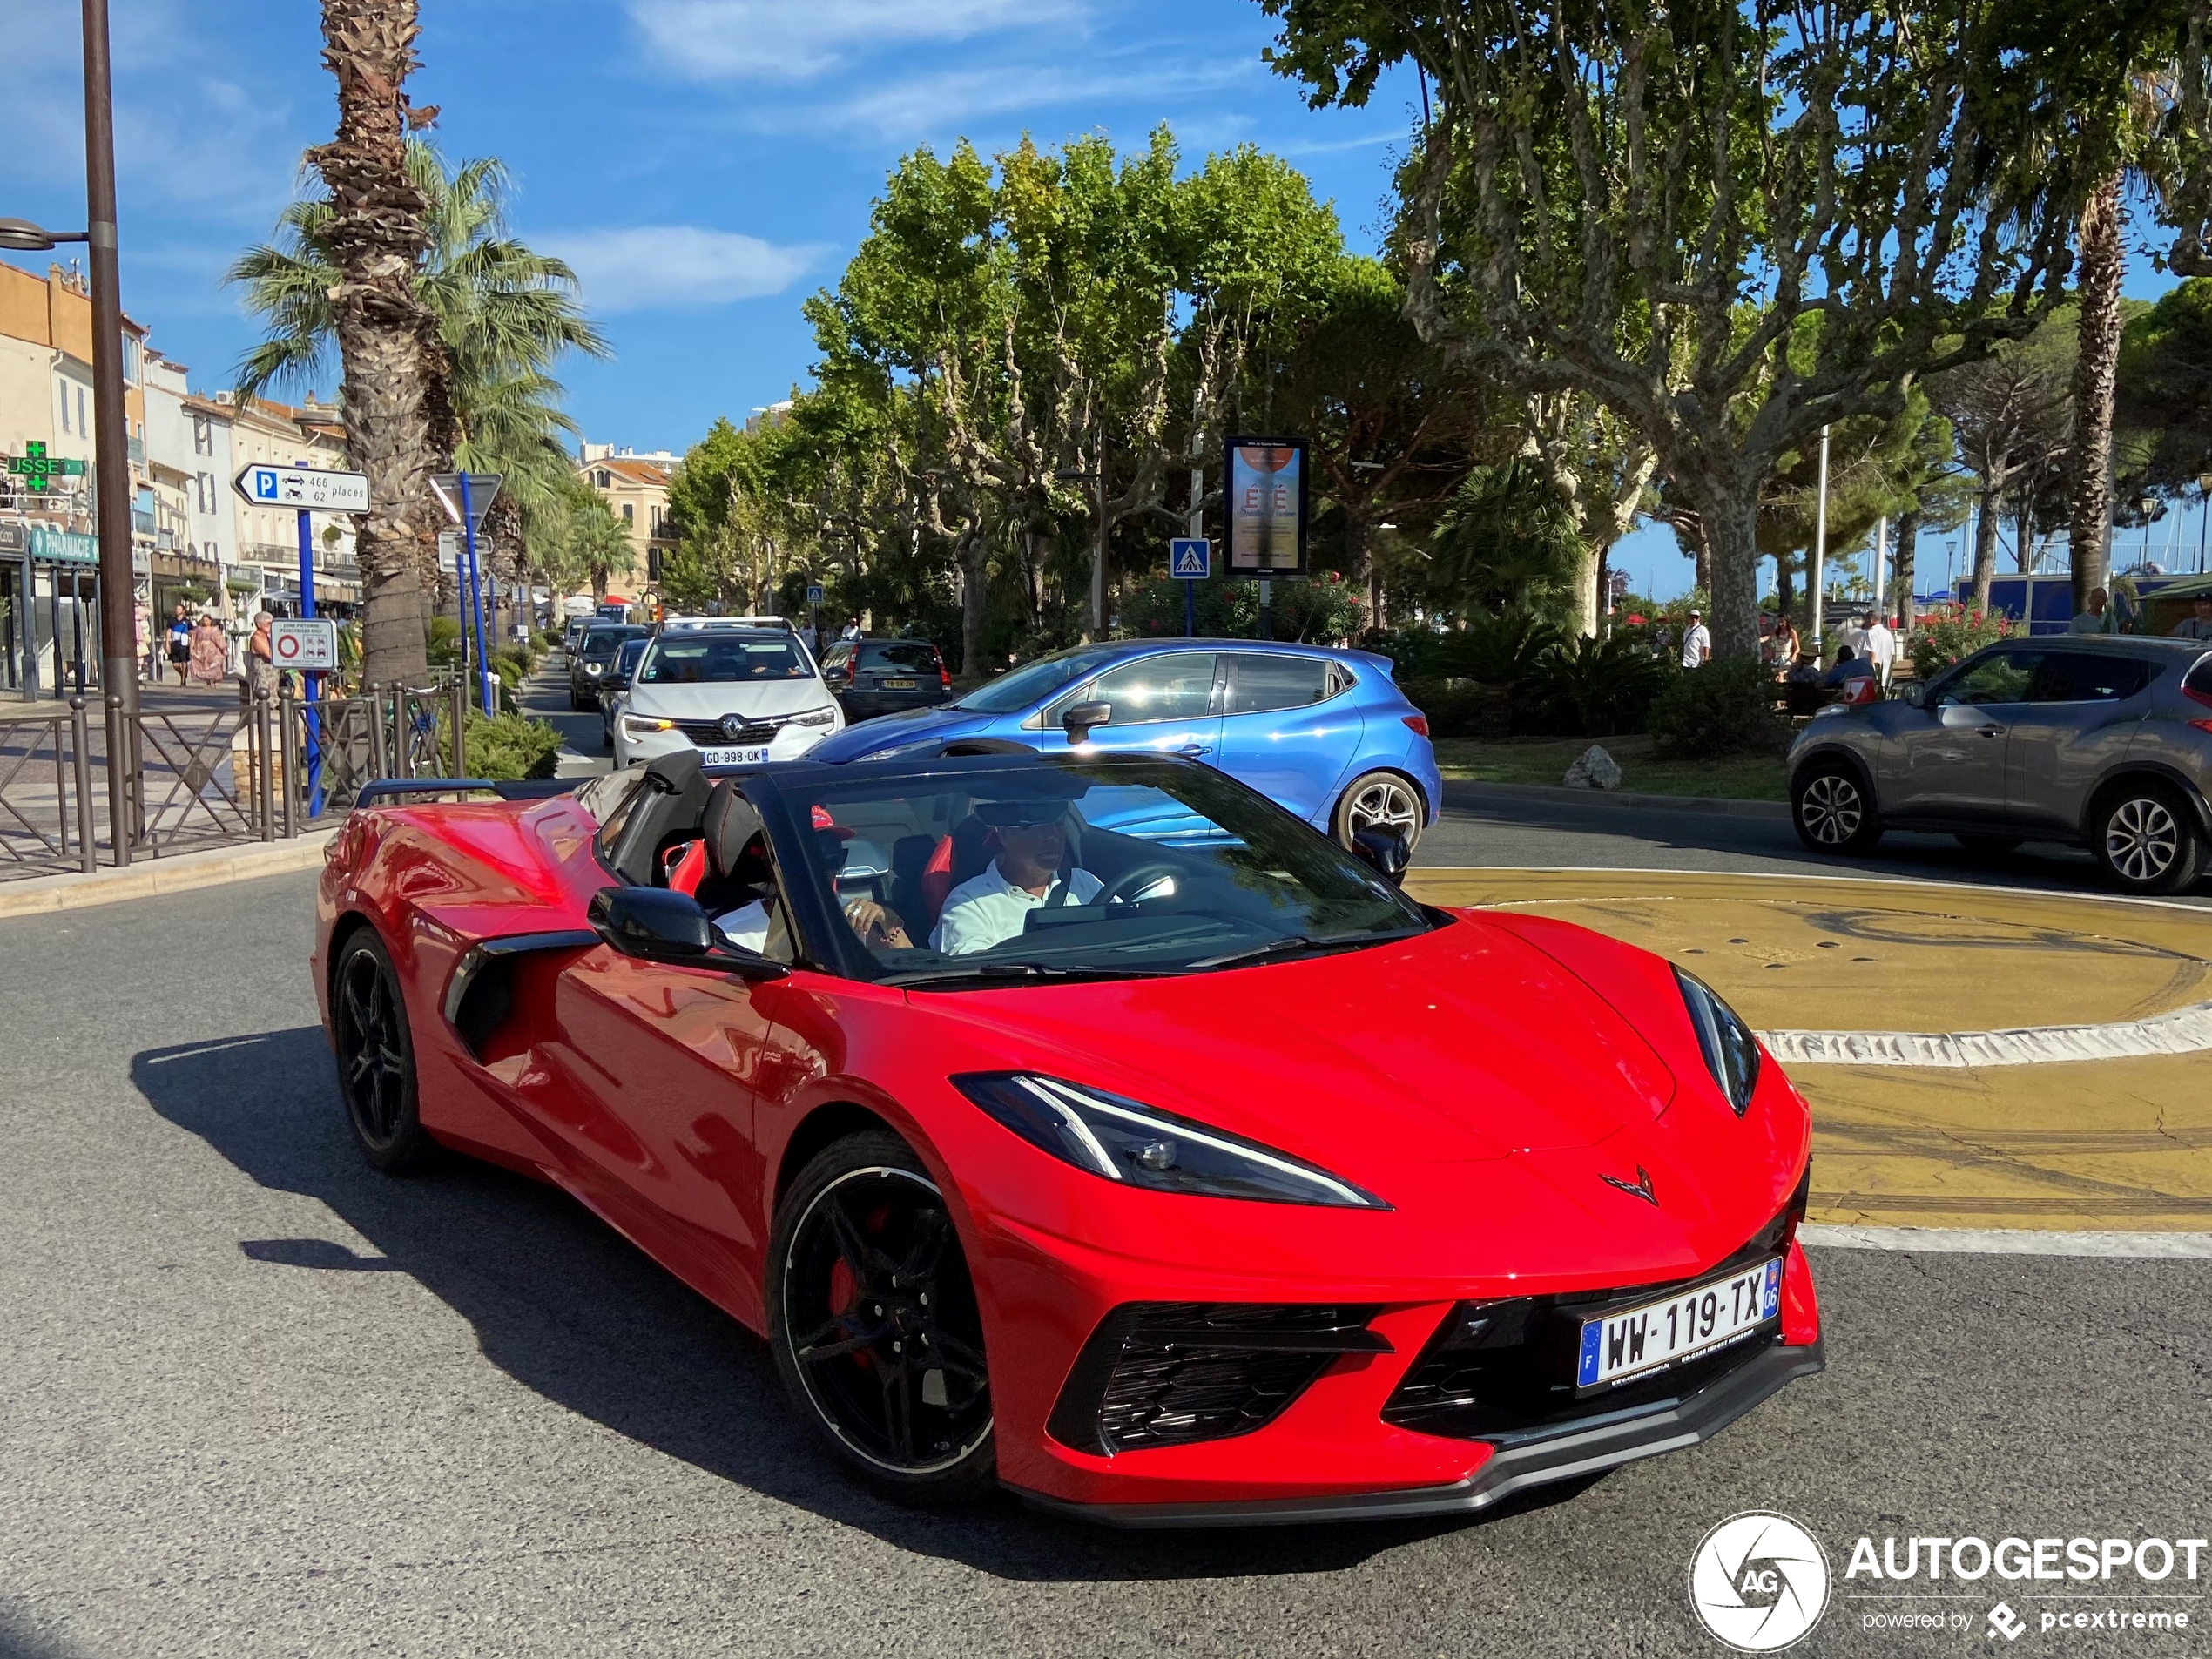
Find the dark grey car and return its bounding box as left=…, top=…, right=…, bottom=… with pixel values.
left=568, top=623, right=650, bottom=711
left=1787, top=636, right=2212, bottom=893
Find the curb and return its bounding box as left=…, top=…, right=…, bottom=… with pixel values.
left=1441, top=778, right=1791, bottom=821
left=0, top=831, right=335, bottom=920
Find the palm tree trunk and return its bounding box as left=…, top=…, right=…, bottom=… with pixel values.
left=309, top=0, right=439, bottom=685
left=2069, top=170, right=2125, bottom=613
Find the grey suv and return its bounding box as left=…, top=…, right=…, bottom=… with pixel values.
left=1788, top=636, right=2212, bottom=894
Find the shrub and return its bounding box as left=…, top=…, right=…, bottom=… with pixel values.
left=1906, top=603, right=2015, bottom=680
left=1529, top=634, right=1670, bottom=737
left=449, top=709, right=564, bottom=780
left=1648, top=658, right=1791, bottom=759
left=1398, top=677, right=1502, bottom=739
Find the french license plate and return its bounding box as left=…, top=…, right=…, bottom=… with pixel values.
left=1575, top=1258, right=1782, bottom=1389
left=879, top=678, right=917, bottom=689
left=699, top=746, right=769, bottom=766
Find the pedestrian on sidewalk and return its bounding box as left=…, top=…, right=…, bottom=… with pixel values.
left=187, top=615, right=228, bottom=686
left=165, top=604, right=192, bottom=686
left=1770, top=617, right=1803, bottom=678
left=245, top=611, right=278, bottom=698
left=1679, top=609, right=1711, bottom=669
left=2070, top=588, right=2121, bottom=634
left=2170, top=594, right=2212, bottom=640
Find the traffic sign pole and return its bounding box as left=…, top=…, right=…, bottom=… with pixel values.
left=459, top=472, right=494, bottom=716
left=296, top=507, right=323, bottom=816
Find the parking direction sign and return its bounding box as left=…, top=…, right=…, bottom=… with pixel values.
left=271, top=617, right=339, bottom=672
left=1170, top=537, right=1210, bottom=579
left=233, top=463, right=369, bottom=513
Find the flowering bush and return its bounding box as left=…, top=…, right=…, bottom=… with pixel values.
left=1906, top=604, right=2016, bottom=681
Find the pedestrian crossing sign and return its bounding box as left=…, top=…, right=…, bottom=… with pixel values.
left=1170, top=537, right=1210, bottom=579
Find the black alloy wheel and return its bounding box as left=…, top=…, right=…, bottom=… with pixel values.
left=768, top=1131, right=995, bottom=1501
left=330, top=930, right=435, bottom=1174
left=2092, top=782, right=2205, bottom=895
left=1791, top=761, right=1883, bottom=855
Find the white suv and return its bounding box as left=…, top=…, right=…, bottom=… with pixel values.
left=612, top=623, right=845, bottom=769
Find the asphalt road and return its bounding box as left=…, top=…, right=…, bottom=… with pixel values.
left=3, top=873, right=2209, bottom=1657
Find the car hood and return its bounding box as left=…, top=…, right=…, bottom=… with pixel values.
left=626, top=677, right=835, bottom=722
left=908, top=914, right=1684, bottom=1172
left=809, top=703, right=995, bottom=760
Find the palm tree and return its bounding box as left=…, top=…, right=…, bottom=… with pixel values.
left=230, top=139, right=609, bottom=657
left=295, top=0, right=442, bottom=685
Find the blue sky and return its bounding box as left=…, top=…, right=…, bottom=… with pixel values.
left=4, top=0, right=2203, bottom=601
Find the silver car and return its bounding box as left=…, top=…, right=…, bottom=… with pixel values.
left=1788, top=636, right=2212, bottom=894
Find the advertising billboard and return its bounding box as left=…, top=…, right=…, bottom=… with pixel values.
left=1223, top=436, right=1308, bottom=577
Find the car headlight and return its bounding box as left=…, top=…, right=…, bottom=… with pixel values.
left=622, top=714, right=675, bottom=736
left=790, top=705, right=838, bottom=727
left=584, top=662, right=604, bottom=676
left=952, top=1072, right=1387, bottom=1209
left=1674, top=968, right=1761, bottom=1116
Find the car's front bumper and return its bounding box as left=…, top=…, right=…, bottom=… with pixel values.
left=616, top=718, right=841, bottom=768
left=1016, top=1335, right=1824, bottom=1527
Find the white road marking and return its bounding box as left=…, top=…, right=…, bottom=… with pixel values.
left=1759, top=999, right=2212, bottom=1067
left=1801, top=1224, right=2212, bottom=1258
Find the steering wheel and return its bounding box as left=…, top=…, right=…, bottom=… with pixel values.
left=1098, top=860, right=1184, bottom=907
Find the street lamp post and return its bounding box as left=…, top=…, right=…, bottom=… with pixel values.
left=2199, top=474, right=2212, bottom=575
left=0, top=0, right=138, bottom=864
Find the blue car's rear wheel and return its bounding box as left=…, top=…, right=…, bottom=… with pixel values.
left=768, top=1131, right=995, bottom=1501
left=1333, top=771, right=1424, bottom=853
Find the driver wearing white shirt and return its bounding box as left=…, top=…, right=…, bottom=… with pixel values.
left=932, top=803, right=1102, bottom=955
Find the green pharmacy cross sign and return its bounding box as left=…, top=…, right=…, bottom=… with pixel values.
left=5, top=441, right=88, bottom=488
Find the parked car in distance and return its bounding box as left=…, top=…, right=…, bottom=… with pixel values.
left=612, top=620, right=846, bottom=769
left=597, top=635, right=651, bottom=751
left=561, top=615, right=590, bottom=653
left=820, top=636, right=953, bottom=721
left=568, top=623, right=651, bottom=711
left=806, top=637, right=1441, bottom=851
left=1788, top=636, right=2212, bottom=894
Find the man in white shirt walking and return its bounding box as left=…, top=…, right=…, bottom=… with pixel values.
left=1863, top=610, right=1898, bottom=686
left=1679, top=610, right=1712, bottom=669
left=932, top=800, right=1103, bottom=954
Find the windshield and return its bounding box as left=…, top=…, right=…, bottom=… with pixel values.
left=583, top=626, right=646, bottom=660
left=861, top=641, right=939, bottom=673
left=782, top=758, right=1432, bottom=986
left=614, top=638, right=649, bottom=675
left=951, top=644, right=1123, bottom=713
left=641, top=634, right=813, bottom=684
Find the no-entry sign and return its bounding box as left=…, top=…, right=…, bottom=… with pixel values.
left=271, top=617, right=338, bottom=672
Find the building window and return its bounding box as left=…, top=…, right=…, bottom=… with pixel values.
left=594, top=469, right=610, bottom=489
left=197, top=472, right=215, bottom=513
left=622, top=502, right=633, bottom=523
left=78, top=388, right=86, bottom=435
left=59, top=384, right=71, bottom=434
left=192, top=414, right=212, bottom=455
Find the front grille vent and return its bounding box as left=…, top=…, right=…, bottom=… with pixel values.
left=675, top=717, right=783, bottom=745
left=1049, top=1303, right=1386, bottom=1455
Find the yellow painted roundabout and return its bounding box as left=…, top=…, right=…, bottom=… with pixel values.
left=1405, top=869, right=2212, bottom=1232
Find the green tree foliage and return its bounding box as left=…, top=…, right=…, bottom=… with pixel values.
left=1426, top=457, right=1583, bottom=618
left=1257, top=0, right=2158, bottom=661
left=2117, top=277, right=2212, bottom=488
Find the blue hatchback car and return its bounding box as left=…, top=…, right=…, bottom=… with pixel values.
left=805, top=639, right=1442, bottom=849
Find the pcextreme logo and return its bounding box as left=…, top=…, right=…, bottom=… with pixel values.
left=1689, top=1512, right=1832, bottom=1651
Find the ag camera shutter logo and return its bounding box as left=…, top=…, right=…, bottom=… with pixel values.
left=1689, top=1512, right=1831, bottom=1650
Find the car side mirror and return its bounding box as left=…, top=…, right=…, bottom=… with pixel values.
left=1062, top=700, right=1112, bottom=743
left=1899, top=681, right=1928, bottom=709
left=1350, top=826, right=1411, bottom=886
left=588, top=887, right=787, bottom=979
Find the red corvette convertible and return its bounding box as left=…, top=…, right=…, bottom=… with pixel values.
left=313, top=749, right=1821, bottom=1525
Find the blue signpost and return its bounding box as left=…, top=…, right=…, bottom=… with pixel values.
left=1170, top=537, right=1210, bottom=637
left=432, top=472, right=503, bottom=717
left=459, top=473, right=494, bottom=716
left=236, top=462, right=368, bottom=817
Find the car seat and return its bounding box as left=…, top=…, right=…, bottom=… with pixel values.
left=692, top=779, right=778, bottom=916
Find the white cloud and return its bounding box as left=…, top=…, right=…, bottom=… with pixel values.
left=627, top=0, right=1085, bottom=82
left=542, top=226, right=831, bottom=313
left=794, top=58, right=1258, bottom=144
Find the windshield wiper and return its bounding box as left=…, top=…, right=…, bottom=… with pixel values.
left=1183, top=930, right=1420, bottom=972
left=883, top=962, right=1180, bottom=989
